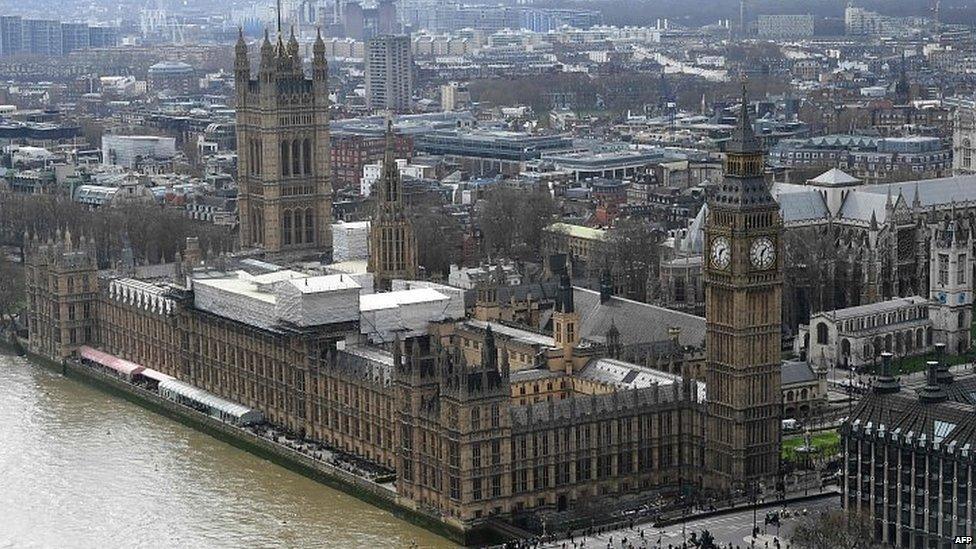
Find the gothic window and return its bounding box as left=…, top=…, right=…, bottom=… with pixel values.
left=303, top=138, right=312, bottom=175
left=292, top=139, right=301, bottom=175
left=256, top=138, right=262, bottom=174
left=816, top=322, right=828, bottom=344
left=938, top=253, right=949, bottom=285
left=283, top=210, right=292, bottom=245
left=957, top=254, right=966, bottom=284
left=305, top=209, right=314, bottom=244
left=281, top=141, right=290, bottom=176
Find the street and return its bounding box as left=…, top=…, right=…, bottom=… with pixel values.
left=542, top=494, right=840, bottom=549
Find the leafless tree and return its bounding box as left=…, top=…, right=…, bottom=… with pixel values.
left=478, top=186, right=557, bottom=262
left=607, top=219, right=662, bottom=302
left=791, top=509, right=878, bottom=549
left=0, top=253, right=23, bottom=329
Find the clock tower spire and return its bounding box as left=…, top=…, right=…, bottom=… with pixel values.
left=703, top=84, right=783, bottom=494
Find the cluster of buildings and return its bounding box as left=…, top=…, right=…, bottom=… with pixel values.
left=0, top=16, right=118, bottom=57
left=7, top=1, right=976, bottom=545
left=23, top=40, right=793, bottom=541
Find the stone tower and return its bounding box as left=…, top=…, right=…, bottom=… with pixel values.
left=367, top=121, right=418, bottom=290
left=235, top=27, right=333, bottom=256
left=928, top=217, right=973, bottom=354
left=24, top=229, right=99, bottom=360
left=703, top=86, right=783, bottom=493
left=552, top=265, right=580, bottom=374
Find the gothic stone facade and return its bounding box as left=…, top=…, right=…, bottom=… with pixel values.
left=235, top=30, right=333, bottom=255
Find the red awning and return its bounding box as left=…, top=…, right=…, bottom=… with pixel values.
left=78, top=346, right=145, bottom=378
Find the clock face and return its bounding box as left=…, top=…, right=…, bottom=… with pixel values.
left=749, top=237, right=776, bottom=269
left=710, top=236, right=731, bottom=270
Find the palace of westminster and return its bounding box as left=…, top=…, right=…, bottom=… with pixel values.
left=22, top=29, right=975, bottom=544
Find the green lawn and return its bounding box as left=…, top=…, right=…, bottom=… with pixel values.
left=782, top=430, right=841, bottom=461
left=891, top=352, right=971, bottom=375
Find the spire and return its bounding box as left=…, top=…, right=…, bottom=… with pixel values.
left=276, top=0, right=282, bottom=36
left=869, top=209, right=878, bottom=231
left=726, top=83, right=759, bottom=154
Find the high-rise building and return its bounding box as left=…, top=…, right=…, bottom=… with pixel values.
left=23, top=19, right=63, bottom=56
left=368, top=122, right=418, bottom=290
left=365, top=35, right=413, bottom=113
left=756, top=14, right=814, bottom=39
left=88, top=25, right=118, bottom=48
left=703, top=86, right=783, bottom=493
left=60, top=22, right=90, bottom=55
left=235, top=29, right=334, bottom=255
left=0, top=16, right=23, bottom=57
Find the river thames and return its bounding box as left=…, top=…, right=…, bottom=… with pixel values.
left=0, top=352, right=454, bottom=548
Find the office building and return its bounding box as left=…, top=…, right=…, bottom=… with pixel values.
left=365, top=35, right=413, bottom=113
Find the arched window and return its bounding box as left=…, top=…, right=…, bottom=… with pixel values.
left=841, top=339, right=851, bottom=356
left=281, top=141, right=290, bottom=176
left=305, top=209, right=314, bottom=244
left=283, top=210, right=292, bottom=245
left=800, top=388, right=808, bottom=400
left=916, top=328, right=924, bottom=349
left=256, top=138, right=262, bottom=174
left=816, top=322, right=828, bottom=345
left=292, top=139, right=301, bottom=175
left=303, top=138, right=312, bottom=175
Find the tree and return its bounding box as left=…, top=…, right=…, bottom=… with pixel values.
left=791, top=510, right=877, bottom=549
left=477, top=186, right=557, bottom=262
left=410, top=205, right=463, bottom=279
left=0, top=253, right=24, bottom=329
left=607, top=219, right=662, bottom=302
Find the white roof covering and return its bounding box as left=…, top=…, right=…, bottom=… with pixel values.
left=466, top=319, right=557, bottom=348
left=809, top=168, right=860, bottom=186
left=578, top=357, right=707, bottom=400
left=158, top=379, right=262, bottom=421
left=284, top=274, right=361, bottom=293
left=360, top=288, right=449, bottom=311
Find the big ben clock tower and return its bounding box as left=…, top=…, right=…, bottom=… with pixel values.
left=704, top=86, right=782, bottom=493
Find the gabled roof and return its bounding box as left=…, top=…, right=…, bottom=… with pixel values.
left=574, top=287, right=705, bottom=348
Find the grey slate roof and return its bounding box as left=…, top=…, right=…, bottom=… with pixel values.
left=861, top=175, right=976, bottom=208
left=574, top=287, right=706, bottom=348
left=779, top=191, right=830, bottom=223
left=781, top=360, right=817, bottom=386
left=838, top=189, right=889, bottom=224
